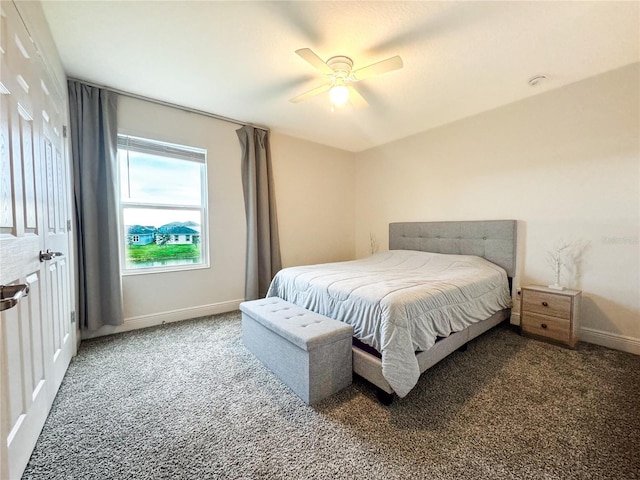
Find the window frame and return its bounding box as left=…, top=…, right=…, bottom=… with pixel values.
left=117, top=134, right=209, bottom=275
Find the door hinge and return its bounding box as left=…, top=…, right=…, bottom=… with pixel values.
left=67, top=219, right=72, bottom=232
left=70, top=311, right=76, bottom=324
left=63, top=125, right=68, bottom=138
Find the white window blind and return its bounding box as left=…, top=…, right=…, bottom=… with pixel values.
left=117, top=135, right=206, bottom=163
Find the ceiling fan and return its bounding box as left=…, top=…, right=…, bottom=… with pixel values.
left=290, top=48, right=403, bottom=109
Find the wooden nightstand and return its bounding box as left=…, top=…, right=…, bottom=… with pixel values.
left=520, top=285, right=581, bottom=348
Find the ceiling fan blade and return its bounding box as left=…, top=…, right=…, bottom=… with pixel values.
left=348, top=86, right=368, bottom=108
left=289, top=83, right=331, bottom=103
left=295, top=48, right=334, bottom=75
left=352, top=55, right=403, bottom=81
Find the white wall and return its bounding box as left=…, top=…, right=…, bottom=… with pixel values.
left=80, top=59, right=639, bottom=355
left=84, top=97, right=246, bottom=337
left=86, top=102, right=356, bottom=338
left=271, top=133, right=356, bottom=267
left=355, top=64, right=640, bottom=353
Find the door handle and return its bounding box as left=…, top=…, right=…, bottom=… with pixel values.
left=39, top=250, right=63, bottom=262
left=0, top=284, right=30, bottom=312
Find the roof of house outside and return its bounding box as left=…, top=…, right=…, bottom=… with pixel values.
left=157, top=223, right=199, bottom=235
left=127, top=225, right=156, bottom=235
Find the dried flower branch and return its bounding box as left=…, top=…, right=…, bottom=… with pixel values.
left=546, top=241, right=576, bottom=290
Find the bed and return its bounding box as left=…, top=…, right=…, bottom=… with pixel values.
left=266, top=220, right=517, bottom=403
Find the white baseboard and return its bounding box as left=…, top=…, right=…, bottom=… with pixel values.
left=81, top=302, right=639, bottom=356
left=510, top=312, right=639, bottom=355
left=81, top=299, right=244, bottom=340
left=579, top=327, right=640, bottom=355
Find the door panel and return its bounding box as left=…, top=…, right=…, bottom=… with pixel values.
left=1, top=3, right=75, bottom=478
left=20, top=114, right=37, bottom=231
left=41, top=76, right=73, bottom=393
left=0, top=86, right=14, bottom=230
left=2, top=272, right=49, bottom=480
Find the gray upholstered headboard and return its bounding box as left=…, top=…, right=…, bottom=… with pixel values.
left=389, top=220, right=517, bottom=278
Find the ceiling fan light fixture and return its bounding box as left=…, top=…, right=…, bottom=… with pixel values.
left=291, top=48, right=403, bottom=110
left=329, top=84, right=350, bottom=107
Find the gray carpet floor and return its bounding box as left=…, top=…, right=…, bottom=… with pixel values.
left=22, top=311, right=640, bottom=480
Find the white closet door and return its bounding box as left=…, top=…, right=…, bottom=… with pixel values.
left=0, top=3, right=75, bottom=479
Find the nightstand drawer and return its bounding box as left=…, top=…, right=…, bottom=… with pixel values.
left=521, top=312, right=570, bottom=343
left=522, top=290, right=571, bottom=319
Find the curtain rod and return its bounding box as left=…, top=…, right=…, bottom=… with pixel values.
left=68, top=77, right=270, bottom=132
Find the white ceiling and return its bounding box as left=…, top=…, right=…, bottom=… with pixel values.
left=40, top=1, right=639, bottom=152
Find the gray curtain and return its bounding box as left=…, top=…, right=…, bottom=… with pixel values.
left=68, top=80, right=123, bottom=330
left=236, top=126, right=282, bottom=300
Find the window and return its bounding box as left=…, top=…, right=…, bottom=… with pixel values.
left=118, top=135, right=208, bottom=273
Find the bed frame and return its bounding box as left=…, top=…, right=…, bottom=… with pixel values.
left=352, top=220, right=517, bottom=404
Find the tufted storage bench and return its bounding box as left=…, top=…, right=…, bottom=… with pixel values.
left=240, top=298, right=353, bottom=404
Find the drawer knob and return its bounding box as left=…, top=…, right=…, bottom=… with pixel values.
left=541, top=323, right=548, bottom=329
left=542, top=301, right=549, bottom=307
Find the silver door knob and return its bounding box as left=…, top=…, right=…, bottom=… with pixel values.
left=39, top=250, right=63, bottom=262
left=0, top=284, right=29, bottom=312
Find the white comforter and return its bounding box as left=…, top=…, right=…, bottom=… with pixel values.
left=266, top=250, right=511, bottom=397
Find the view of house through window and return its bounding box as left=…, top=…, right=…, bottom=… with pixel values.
left=118, top=135, right=208, bottom=272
